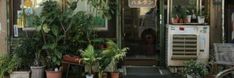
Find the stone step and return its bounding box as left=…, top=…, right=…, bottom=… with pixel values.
left=123, top=66, right=173, bottom=78
left=124, top=56, right=159, bottom=66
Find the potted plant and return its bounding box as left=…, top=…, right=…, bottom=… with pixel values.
left=36, top=1, right=63, bottom=78
left=9, top=37, right=38, bottom=78
left=184, top=60, right=208, bottom=78
left=40, top=24, right=63, bottom=78
left=171, top=6, right=180, bottom=24
left=28, top=16, right=47, bottom=78
left=102, top=40, right=128, bottom=78
left=96, top=40, right=112, bottom=78
left=0, top=54, right=30, bottom=78
left=81, top=44, right=99, bottom=78
left=178, top=7, right=187, bottom=23
left=15, top=41, right=38, bottom=78
left=185, top=8, right=193, bottom=23
left=9, top=56, right=30, bottom=78
left=171, top=14, right=179, bottom=24
left=197, top=11, right=206, bottom=24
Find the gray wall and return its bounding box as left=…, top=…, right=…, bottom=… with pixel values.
left=0, top=0, right=8, bottom=55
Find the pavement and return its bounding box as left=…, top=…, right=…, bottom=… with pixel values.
left=123, top=66, right=183, bottom=78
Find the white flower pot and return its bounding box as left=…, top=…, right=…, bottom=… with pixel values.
left=187, top=15, right=192, bottom=23
left=86, top=74, right=94, bottom=78
left=10, top=71, right=30, bottom=78
left=187, top=74, right=193, bottom=78
left=198, top=16, right=205, bottom=24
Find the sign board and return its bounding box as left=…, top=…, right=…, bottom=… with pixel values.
left=128, top=0, right=157, bottom=8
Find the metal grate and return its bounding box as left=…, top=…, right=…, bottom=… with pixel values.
left=214, top=43, right=234, bottom=65
left=171, top=34, right=197, bottom=60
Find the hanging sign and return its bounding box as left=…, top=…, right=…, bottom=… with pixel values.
left=128, top=0, right=157, bottom=8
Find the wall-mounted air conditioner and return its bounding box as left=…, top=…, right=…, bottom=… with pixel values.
left=167, top=25, right=209, bottom=66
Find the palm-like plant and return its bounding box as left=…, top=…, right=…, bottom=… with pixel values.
left=102, top=40, right=128, bottom=72
left=81, top=45, right=99, bottom=75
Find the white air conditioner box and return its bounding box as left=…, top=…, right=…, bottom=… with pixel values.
left=167, top=25, right=209, bottom=66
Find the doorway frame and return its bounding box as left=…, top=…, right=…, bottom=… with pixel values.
left=116, top=0, right=166, bottom=66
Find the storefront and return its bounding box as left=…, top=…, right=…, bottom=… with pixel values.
left=1, top=0, right=234, bottom=78
left=6, top=0, right=225, bottom=69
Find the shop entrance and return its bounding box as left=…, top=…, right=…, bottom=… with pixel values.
left=224, top=0, right=234, bottom=42
left=121, top=0, right=160, bottom=66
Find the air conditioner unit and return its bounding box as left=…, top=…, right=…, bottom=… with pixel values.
left=167, top=25, right=209, bottom=66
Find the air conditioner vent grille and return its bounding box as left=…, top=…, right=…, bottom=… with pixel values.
left=171, top=34, right=197, bottom=60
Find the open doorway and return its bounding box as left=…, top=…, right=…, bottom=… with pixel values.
left=225, top=0, right=234, bottom=42
left=121, top=0, right=160, bottom=66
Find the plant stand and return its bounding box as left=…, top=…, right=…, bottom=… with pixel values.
left=62, top=61, right=84, bottom=78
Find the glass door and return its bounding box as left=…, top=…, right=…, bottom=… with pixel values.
left=122, top=0, right=159, bottom=59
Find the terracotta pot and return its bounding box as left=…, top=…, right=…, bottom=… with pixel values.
left=46, top=71, right=62, bottom=78
left=102, top=73, right=108, bottom=78
left=63, top=55, right=81, bottom=64
left=179, top=18, right=183, bottom=23
left=183, top=18, right=188, bottom=23
left=98, top=72, right=107, bottom=78
left=171, top=18, right=179, bottom=24
left=111, top=72, right=119, bottom=78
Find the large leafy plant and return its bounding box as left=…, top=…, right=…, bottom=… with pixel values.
left=30, top=0, right=115, bottom=70
left=33, top=0, right=97, bottom=70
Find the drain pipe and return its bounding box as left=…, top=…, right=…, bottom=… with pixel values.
left=222, top=0, right=225, bottom=43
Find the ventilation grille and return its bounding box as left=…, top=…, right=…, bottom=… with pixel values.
left=171, top=34, right=198, bottom=60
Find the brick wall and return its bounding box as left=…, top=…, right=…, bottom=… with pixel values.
left=0, top=0, right=8, bottom=55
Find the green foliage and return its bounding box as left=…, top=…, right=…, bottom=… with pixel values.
left=81, top=45, right=99, bottom=74
left=18, top=0, right=115, bottom=70
left=102, top=40, right=128, bottom=72
left=0, top=55, right=21, bottom=78
left=85, top=0, right=112, bottom=19
left=34, top=1, right=98, bottom=69
left=184, top=60, right=208, bottom=77
left=80, top=40, right=128, bottom=76
left=13, top=38, right=37, bottom=68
